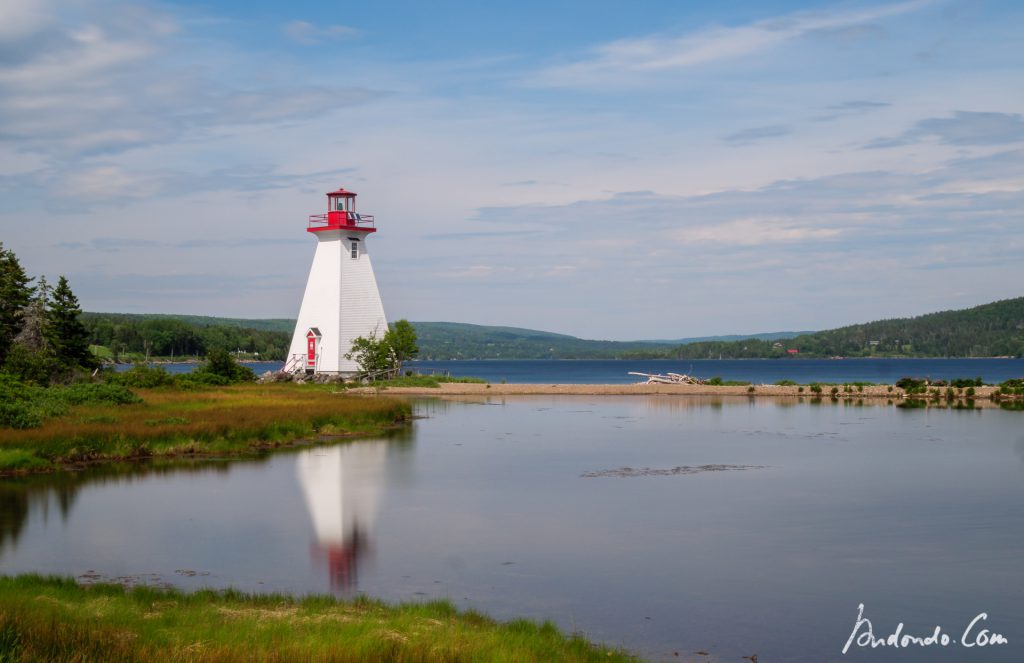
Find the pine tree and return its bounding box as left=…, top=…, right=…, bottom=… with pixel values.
left=0, top=243, right=34, bottom=365
left=48, top=276, right=97, bottom=370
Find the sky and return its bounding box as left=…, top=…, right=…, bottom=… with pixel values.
left=0, top=0, right=1022, bottom=340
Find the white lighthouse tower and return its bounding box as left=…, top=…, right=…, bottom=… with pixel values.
left=286, top=187, right=387, bottom=376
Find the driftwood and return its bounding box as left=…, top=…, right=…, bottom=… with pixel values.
left=628, top=371, right=706, bottom=385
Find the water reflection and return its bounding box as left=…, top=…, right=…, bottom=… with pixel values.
left=297, top=441, right=390, bottom=589
left=0, top=460, right=244, bottom=554
left=0, top=476, right=78, bottom=552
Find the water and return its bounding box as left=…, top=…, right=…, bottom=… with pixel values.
left=2, top=397, right=1021, bottom=662
left=413, top=358, right=1024, bottom=384
left=130, top=358, right=1024, bottom=385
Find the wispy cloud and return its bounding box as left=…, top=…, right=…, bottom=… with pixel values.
left=723, top=125, right=792, bottom=145
left=0, top=4, right=379, bottom=163
left=535, top=0, right=933, bottom=86
left=283, top=20, right=360, bottom=45
left=865, top=111, right=1024, bottom=149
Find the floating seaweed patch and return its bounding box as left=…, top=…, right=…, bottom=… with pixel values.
left=581, top=464, right=767, bottom=478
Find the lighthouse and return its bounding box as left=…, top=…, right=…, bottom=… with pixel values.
left=286, top=187, right=387, bottom=376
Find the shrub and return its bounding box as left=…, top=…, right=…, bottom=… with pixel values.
left=896, top=377, right=927, bottom=393
left=104, top=364, right=175, bottom=388
left=58, top=383, right=140, bottom=406
left=776, top=379, right=797, bottom=386
left=186, top=349, right=254, bottom=385
left=0, top=373, right=140, bottom=429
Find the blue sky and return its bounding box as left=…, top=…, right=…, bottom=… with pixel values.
left=1, top=0, right=1022, bottom=339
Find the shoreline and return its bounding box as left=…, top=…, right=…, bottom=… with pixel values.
left=353, top=382, right=1003, bottom=398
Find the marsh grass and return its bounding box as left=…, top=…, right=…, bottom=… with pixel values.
left=353, top=375, right=489, bottom=389
left=0, top=384, right=410, bottom=473
left=0, top=575, right=637, bottom=663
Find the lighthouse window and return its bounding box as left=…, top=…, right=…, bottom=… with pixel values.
left=350, top=242, right=359, bottom=259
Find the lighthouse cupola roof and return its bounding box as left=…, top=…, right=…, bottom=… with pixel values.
left=309, top=185, right=376, bottom=233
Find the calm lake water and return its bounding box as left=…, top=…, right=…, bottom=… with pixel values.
left=150, top=358, right=1024, bottom=384
left=2, top=396, right=1022, bottom=662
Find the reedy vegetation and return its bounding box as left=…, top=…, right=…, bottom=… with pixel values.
left=0, top=575, right=638, bottom=662
left=0, top=383, right=410, bottom=473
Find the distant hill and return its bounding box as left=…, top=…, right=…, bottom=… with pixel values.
left=785, top=297, right=1024, bottom=358
left=664, top=297, right=1024, bottom=359
left=82, top=313, right=294, bottom=333
left=639, top=331, right=815, bottom=344
left=82, top=297, right=1024, bottom=360
left=407, top=321, right=672, bottom=359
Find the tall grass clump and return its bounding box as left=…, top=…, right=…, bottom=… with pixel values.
left=0, top=575, right=640, bottom=662
left=0, top=384, right=410, bottom=473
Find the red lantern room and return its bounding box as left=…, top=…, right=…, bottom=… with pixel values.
left=307, top=186, right=376, bottom=233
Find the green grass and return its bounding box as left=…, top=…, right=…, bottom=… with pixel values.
left=0, top=575, right=638, bottom=662
left=0, top=384, right=411, bottom=475
left=358, top=375, right=488, bottom=389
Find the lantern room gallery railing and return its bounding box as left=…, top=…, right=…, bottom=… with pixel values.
left=308, top=212, right=376, bottom=231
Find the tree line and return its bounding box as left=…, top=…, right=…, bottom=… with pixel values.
left=0, top=243, right=96, bottom=384
left=621, top=297, right=1024, bottom=360
left=81, top=313, right=291, bottom=361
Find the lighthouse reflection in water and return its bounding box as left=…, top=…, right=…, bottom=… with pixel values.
left=296, top=440, right=390, bottom=590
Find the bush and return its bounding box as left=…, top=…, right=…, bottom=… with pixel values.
left=58, top=383, right=140, bottom=406
left=896, top=377, right=927, bottom=393
left=0, top=373, right=140, bottom=429
left=104, top=364, right=175, bottom=388
left=190, top=349, right=254, bottom=384
left=776, top=379, right=797, bottom=386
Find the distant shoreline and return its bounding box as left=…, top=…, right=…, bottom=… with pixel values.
left=353, top=382, right=1007, bottom=399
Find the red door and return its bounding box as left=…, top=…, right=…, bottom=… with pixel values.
left=307, top=336, right=317, bottom=367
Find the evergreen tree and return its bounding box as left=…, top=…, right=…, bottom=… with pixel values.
left=0, top=243, right=34, bottom=365
left=48, top=276, right=97, bottom=370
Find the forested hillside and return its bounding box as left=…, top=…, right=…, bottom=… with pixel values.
left=81, top=296, right=1024, bottom=362
left=410, top=322, right=671, bottom=359
left=81, top=313, right=290, bottom=361
left=656, top=297, right=1024, bottom=359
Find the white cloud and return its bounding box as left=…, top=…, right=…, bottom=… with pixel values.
left=283, top=20, right=359, bottom=45
left=0, top=3, right=377, bottom=163
left=669, top=217, right=842, bottom=246
left=536, top=0, right=933, bottom=86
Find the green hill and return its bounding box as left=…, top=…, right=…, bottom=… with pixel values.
left=82, top=296, right=1024, bottom=361
left=82, top=313, right=294, bottom=333
left=408, top=321, right=670, bottom=359
left=664, top=297, right=1024, bottom=359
